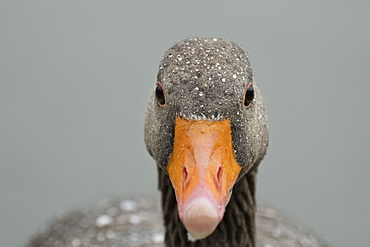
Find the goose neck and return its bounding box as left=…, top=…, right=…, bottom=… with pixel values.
left=158, top=166, right=258, bottom=247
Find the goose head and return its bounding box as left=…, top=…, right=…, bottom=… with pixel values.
left=144, top=37, right=269, bottom=242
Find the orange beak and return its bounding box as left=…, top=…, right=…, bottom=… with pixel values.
left=167, top=117, right=241, bottom=240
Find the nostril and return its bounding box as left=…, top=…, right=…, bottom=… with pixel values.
left=216, top=165, right=223, bottom=187
left=182, top=166, right=189, bottom=185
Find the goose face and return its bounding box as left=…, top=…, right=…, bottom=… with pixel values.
left=144, top=37, right=268, bottom=241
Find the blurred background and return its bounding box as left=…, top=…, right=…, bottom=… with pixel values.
left=1, top=1, right=369, bottom=246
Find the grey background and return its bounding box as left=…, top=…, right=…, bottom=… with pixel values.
left=1, top=1, right=369, bottom=246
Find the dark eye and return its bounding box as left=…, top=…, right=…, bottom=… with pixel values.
left=155, top=82, right=166, bottom=106
left=244, top=84, right=254, bottom=108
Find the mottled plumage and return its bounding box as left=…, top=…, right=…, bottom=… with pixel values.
left=28, top=197, right=327, bottom=247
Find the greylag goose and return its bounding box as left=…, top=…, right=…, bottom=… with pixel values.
left=28, top=37, right=329, bottom=247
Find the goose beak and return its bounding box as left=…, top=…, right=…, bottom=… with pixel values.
left=167, top=117, right=241, bottom=241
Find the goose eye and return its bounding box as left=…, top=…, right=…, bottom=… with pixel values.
left=244, top=84, right=254, bottom=108
left=155, top=82, right=166, bottom=106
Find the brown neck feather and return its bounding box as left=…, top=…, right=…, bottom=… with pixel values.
left=158, top=166, right=258, bottom=247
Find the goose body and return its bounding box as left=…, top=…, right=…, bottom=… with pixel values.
left=28, top=38, right=329, bottom=247
left=29, top=198, right=327, bottom=247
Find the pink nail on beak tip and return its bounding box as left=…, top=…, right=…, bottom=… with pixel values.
left=182, top=197, right=222, bottom=241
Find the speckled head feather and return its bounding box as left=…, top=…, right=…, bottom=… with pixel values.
left=145, top=37, right=269, bottom=178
